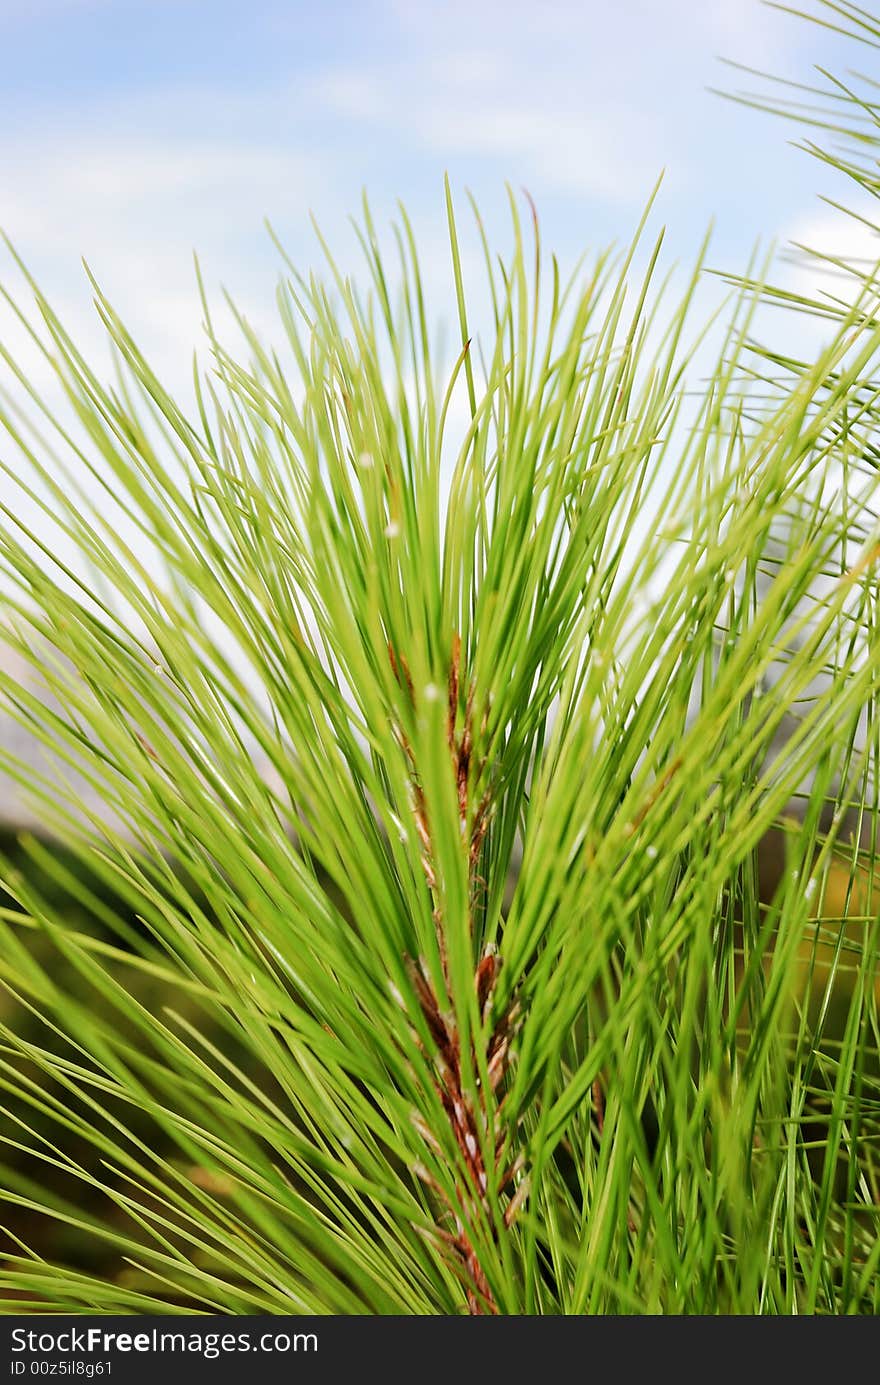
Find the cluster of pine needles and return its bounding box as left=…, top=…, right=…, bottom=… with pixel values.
left=0, top=0, right=878, bottom=1315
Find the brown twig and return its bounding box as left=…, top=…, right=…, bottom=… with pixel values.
left=404, top=947, right=522, bottom=1314
left=388, top=633, right=525, bottom=1313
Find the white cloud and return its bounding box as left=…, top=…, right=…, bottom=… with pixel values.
left=304, top=0, right=819, bottom=210
left=0, top=129, right=319, bottom=264
left=767, top=202, right=880, bottom=356
left=307, top=55, right=660, bottom=206
left=419, top=105, right=643, bottom=201
left=0, top=115, right=333, bottom=618
left=0, top=123, right=327, bottom=401
left=787, top=207, right=880, bottom=281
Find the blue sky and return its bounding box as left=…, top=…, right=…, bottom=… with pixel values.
left=0, top=0, right=863, bottom=396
